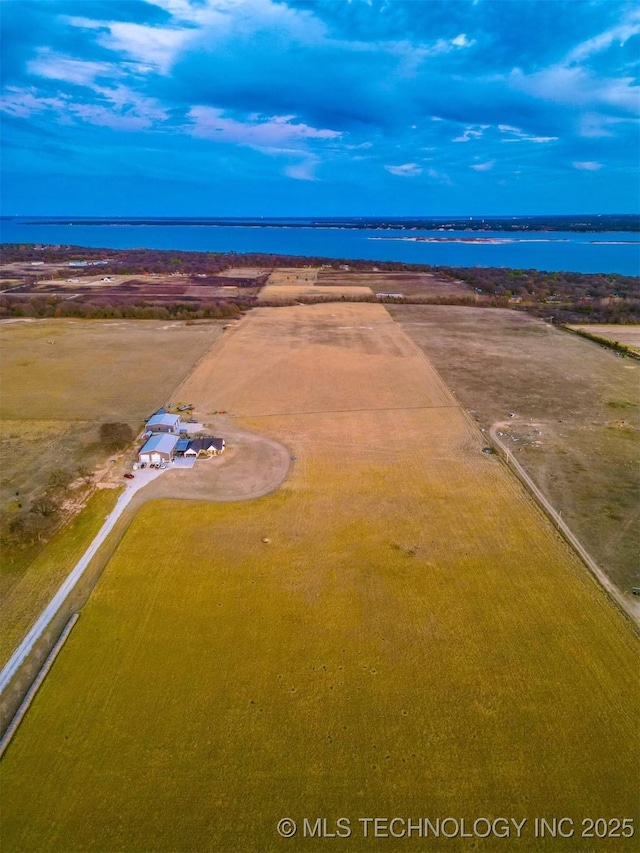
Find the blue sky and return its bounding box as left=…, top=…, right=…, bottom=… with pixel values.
left=1, top=0, right=638, bottom=216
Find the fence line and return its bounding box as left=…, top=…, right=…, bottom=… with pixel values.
left=0, top=613, right=79, bottom=759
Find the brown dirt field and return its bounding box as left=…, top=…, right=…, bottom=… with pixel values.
left=390, top=304, right=640, bottom=593
left=178, top=303, right=452, bottom=416
left=568, top=324, right=640, bottom=352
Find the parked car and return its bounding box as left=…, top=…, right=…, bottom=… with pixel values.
left=124, top=473, right=135, bottom=479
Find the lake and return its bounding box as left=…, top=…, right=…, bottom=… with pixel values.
left=1, top=220, right=639, bottom=275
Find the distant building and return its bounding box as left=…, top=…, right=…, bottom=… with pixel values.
left=138, top=433, right=179, bottom=465
left=376, top=292, right=404, bottom=299
left=145, top=412, right=180, bottom=434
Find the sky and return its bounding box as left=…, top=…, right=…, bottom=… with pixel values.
left=1, top=0, right=639, bottom=217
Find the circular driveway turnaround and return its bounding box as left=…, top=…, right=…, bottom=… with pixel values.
left=0, top=422, right=291, bottom=697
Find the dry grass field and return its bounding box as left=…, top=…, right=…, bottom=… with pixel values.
left=0, top=319, right=224, bottom=673
left=390, top=306, right=640, bottom=594
left=266, top=267, right=319, bottom=285
left=0, top=318, right=223, bottom=508
left=568, top=324, right=640, bottom=352
left=2, top=304, right=637, bottom=852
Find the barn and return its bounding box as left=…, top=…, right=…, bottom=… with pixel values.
left=138, top=433, right=179, bottom=465
left=184, top=437, right=225, bottom=458
left=145, top=412, right=181, bottom=434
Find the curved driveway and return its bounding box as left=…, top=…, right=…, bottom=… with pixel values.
left=0, top=423, right=291, bottom=697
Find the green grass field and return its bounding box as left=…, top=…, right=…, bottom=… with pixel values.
left=1, top=305, right=637, bottom=851
left=0, top=488, right=120, bottom=668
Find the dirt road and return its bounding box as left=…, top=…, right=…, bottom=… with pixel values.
left=490, top=421, right=640, bottom=627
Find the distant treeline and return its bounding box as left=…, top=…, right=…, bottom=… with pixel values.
left=433, top=265, right=640, bottom=323
left=6, top=214, right=640, bottom=232
left=2, top=245, right=639, bottom=323
left=0, top=296, right=247, bottom=320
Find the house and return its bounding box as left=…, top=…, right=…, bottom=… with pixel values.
left=184, top=437, right=225, bottom=458
left=145, top=412, right=180, bottom=434
left=138, top=433, right=179, bottom=465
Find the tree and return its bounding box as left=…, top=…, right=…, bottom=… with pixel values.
left=30, top=495, right=60, bottom=518
left=77, top=465, right=93, bottom=484
left=99, top=422, right=134, bottom=451
left=47, top=467, right=72, bottom=492
left=4, top=511, right=55, bottom=546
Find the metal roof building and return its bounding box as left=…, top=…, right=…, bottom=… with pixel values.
left=145, top=412, right=181, bottom=433
left=138, top=433, right=179, bottom=464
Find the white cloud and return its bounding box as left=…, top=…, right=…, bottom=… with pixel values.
left=188, top=107, right=340, bottom=150
left=498, top=124, right=557, bottom=143
left=470, top=161, right=495, bottom=171
left=567, top=16, right=640, bottom=64
left=96, top=22, right=194, bottom=74
left=64, top=15, right=195, bottom=74
left=426, top=168, right=452, bottom=185
left=573, top=161, right=603, bottom=171
left=27, top=50, right=120, bottom=86
left=453, top=126, right=486, bottom=143
left=0, top=86, right=68, bottom=118
left=426, top=33, right=476, bottom=56
left=508, top=64, right=639, bottom=116
left=284, top=158, right=319, bottom=181
left=385, top=163, right=422, bottom=177
left=451, top=34, right=474, bottom=48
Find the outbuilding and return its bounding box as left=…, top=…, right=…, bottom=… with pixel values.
left=145, top=412, right=181, bottom=434
left=138, top=433, right=179, bottom=465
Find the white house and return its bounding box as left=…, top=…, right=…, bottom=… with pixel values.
left=184, top=437, right=225, bottom=458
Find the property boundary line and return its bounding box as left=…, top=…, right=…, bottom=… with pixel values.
left=383, top=303, right=639, bottom=629
left=0, top=613, right=79, bottom=760
left=489, top=423, right=639, bottom=629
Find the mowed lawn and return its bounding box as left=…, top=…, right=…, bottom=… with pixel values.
left=2, top=305, right=638, bottom=852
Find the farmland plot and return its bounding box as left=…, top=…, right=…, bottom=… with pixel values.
left=390, top=305, right=640, bottom=593
left=0, top=319, right=223, bottom=665
left=0, top=319, right=223, bottom=505
left=1, top=304, right=638, bottom=852
left=259, top=267, right=372, bottom=301
left=567, top=324, right=640, bottom=352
